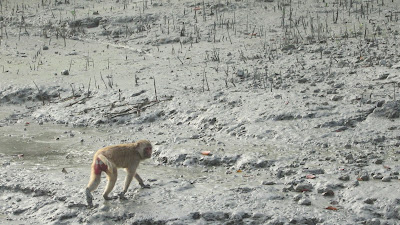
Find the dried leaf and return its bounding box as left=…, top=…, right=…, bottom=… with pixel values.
left=306, top=174, right=316, bottom=179
left=325, top=206, right=338, bottom=211
left=236, top=169, right=242, bottom=173
left=357, top=177, right=363, bottom=181
left=201, top=151, right=211, bottom=156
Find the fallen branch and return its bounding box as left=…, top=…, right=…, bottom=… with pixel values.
left=105, top=96, right=173, bottom=119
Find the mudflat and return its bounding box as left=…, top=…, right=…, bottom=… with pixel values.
left=1, top=0, right=400, bottom=224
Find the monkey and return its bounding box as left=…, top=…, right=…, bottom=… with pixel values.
left=85, top=140, right=152, bottom=206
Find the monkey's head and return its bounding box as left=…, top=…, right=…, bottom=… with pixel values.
left=138, top=140, right=153, bottom=159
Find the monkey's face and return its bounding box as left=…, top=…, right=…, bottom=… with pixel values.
left=143, top=146, right=152, bottom=159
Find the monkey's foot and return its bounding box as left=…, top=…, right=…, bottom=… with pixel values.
left=118, top=192, right=128, bottom=200
left=86, top=189, right=94, bottom=207
left=140, top=183, right=151, bottom=189
left=103, top=195, right=118, bottom=201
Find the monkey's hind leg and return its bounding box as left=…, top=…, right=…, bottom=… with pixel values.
left=86, top=172, right=101, bottom=206
left=103, top=169, right=118, bottom=200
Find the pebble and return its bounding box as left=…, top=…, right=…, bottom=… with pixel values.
left=338, top=174, right=350, bottom=181
left=372, top=174, right=383, bottom=179
left=230, top=211, right=250, bottom=220
left=303, top=168, right=325, bottom=174
left=262, top=181, right=276, bottom=185
left=381, top=176, right=391, bottom=182
left=293, top=193, right=303, bottom=201
left=322, top=190, right=334, bottom=196
left=365, top=218, right=381, bottom=225
left=189, top=212, right=200, bottom=220
left=295, top=183, right=313, bottom=192
left=13, top=208, right=27, bottom=215
left=61, top=70, right=69, bottom=75
left=364, top=198, right=377, bottom=204
left=298, top=198, right=311, bottom=206
left=358, top=171, right=369, bottom=181
left=352, top=180, right=360, bottom=187
left=201, top=211, right=228, bottom=221
left=100, top=205, right=110, bottom=211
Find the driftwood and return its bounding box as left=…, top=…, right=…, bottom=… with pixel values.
left=105, top=96, right=173, bottom=119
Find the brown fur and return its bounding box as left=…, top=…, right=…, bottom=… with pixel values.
left=85, top=140, right=152, bottom=206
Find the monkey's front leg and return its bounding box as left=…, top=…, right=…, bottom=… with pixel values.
left=135, top=173, right=150, bottom=188
left=119, top=171, right=134, bottom=199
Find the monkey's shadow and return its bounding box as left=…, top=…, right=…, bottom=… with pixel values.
left=91, top=186, right=143, bottom=206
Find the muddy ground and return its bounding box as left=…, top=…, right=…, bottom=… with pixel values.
left=1, top=0, right=400, bottom=224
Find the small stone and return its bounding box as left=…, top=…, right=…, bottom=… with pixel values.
left=373, top=174, right=383, bottom=180
left=382, top=176, right=391, bottom=182
left=282, top=185, right=294, bottom=192
left=295, top=183, right=313, bottom=192
left=345, top=153, right=354, bottom=160
left=303, top=168, right=325, bottom=174
left=298, top=198, right=311, bottom=206
left=201, top=211, right=228, bottom=221
left=298, top=78, right=308, bottom=83
left=374, top=159, right=383, bottom=164
left=366, top=218, right=380, bottom=225
left=276, top=169, right=284, bottom=178
left=322, top=190, right=334, bottom=196
left=262, top=181, right=276, bottom=185
left=61, top=70, right=69, bottom=75
left=230, top=211, right=250, bottom=220
left=13, top=208, right=27, bottom=215
left=190, top=212, right=200, bottom=220
left=293, top=193, right=303, bottom=201
left=99, top=205, right=109, bottom=211
left=377, top=73, right=389, bottom=80
left=252, top=213, right=265, bottom=219
left=330, top=200, right=339, bottom=205
left=364, top=198, right=377, bottom=204
left=43, top=46, right=49, bottom=50
left=358, top=171, right=369, bottom=181
left=338, top=174, right=350, bottom=181
left=331, top=95, right=343, bottom=101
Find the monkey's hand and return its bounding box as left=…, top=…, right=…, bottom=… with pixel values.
left=139, top=183, right=150, bottom=189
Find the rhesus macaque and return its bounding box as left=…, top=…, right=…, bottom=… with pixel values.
left=85, top=140, right=152, bottom=206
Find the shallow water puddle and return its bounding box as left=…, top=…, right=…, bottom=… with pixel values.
left=0, top=121, right=94, bottom=168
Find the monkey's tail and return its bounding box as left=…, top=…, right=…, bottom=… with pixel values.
left=97, top=154, right=116, bottom=174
